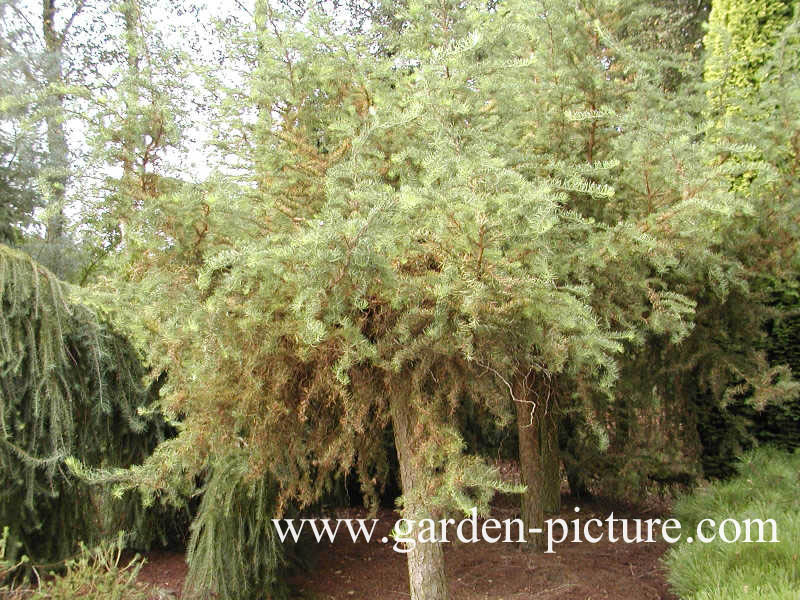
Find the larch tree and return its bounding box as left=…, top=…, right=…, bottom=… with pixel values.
left=99, top=1, right=746, bottom=598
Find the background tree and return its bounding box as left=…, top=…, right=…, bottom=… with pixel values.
left=688, top=0, right=800, bottom=475
left=564, top=0, right=800, bottom=494
left=704, top=0, right=795, bottom=114
left=475, top=0, right=753, bottom=521
left=0, top=120, right=42, bottom=246
left=40, top=0, right=84, bottom=244
left=77, top=0, right=191, bottom=285
left=0, top=1, right=47, bottom=246
left=0, top=0, right=192, bottom=283
left=0, top=0, right=98, bottom=278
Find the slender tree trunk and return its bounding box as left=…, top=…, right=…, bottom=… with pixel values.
left=121, top=0, right=139, bottom=187
left=390, top=392, right=449, bottom=600
left=514, top=375, right=545, bottom=551
left=613, top=393, right=632, bottom=451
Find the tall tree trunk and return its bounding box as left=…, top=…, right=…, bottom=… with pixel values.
left=514, top=375, right=545, bottom=551
left=42, top=0, right=68, bottom=243
left=390, top=392, right=449, bottom=600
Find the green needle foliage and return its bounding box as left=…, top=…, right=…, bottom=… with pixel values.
left=0, top=244, right=175, bottom=570
left=561, top=0, right=800, bottom=493
left=682, top=0, right=800, bottom=477
left=13, top=535, right=152, bottom=600
left=184, top=451, right=290, bottom=600
left=704, top=0, right=796, bottom=115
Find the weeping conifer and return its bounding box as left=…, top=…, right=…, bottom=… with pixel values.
left=0, top=244, right=177, bottom=569
left=183, top=451, right=289, bottom=600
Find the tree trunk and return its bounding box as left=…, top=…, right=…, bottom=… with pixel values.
left=514, top=375, right=545, bottom=551
left=390, top=392, right=449, bottom=600
left=121, top=0, right=139, bottom=187
left=42, top=0, right=69, bottom=243
left=541, top=406, right=561, bottom=514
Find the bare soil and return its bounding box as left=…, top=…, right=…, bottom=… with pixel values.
left=138, top=496, right=678, bottom=600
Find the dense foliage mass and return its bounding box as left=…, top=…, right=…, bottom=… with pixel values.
left=183, top=452, right=290, bottom=600
left=98, top=0, right=797, bottom=595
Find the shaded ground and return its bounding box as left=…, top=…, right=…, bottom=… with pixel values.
left=139, top=496, right=677, bottom=600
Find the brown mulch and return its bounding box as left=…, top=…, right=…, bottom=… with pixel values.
left=138, top=496, right=677, bottom=600
left=137, top=550, right=187, bottom=598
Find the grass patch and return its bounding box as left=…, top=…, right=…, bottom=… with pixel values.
left=664, top=446, right=800, bottom=599
left=1, top=534, right=153, bottom=600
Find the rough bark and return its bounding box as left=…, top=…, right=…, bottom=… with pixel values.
left=390, top=392, right=449, bottom=600
left=514, top=375, right=545, bottom=551
left=541, top=406, right=561, bottom=514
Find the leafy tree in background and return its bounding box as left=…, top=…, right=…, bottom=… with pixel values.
left=0, top=128, right=41, bottom=246
left=78, top=0, right=190, bottom=286
left=0, top=0, right=100, bottom=279
left=552, top=0, right=800, bottom=496
left=0, top=0, right=191, bottom=282
left=39, top=0, right=82, bottom=244
left=0, top=1, right=47, bottom=246
left=704, top=0, right=795, bottom=114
